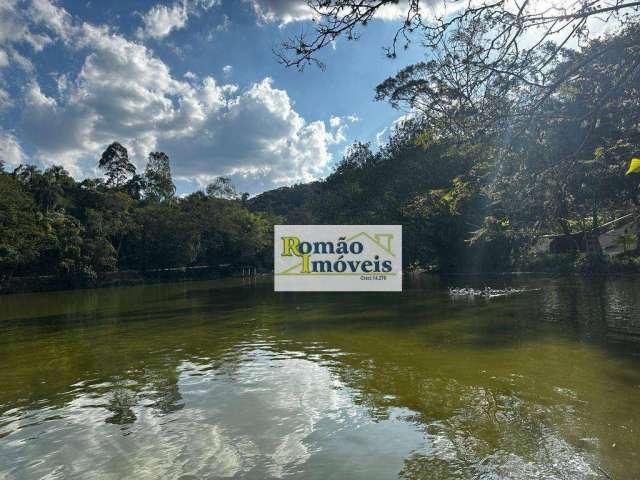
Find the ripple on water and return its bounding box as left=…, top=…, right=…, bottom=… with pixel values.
left=0, top=348, right=429, bottom=479
left=2, top=277, right=640, bottom=479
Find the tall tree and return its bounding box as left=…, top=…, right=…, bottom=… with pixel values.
left=206, top=176, right=237, bottom=199
left=144, top=151, right=176, bottom=202
left=99, top=142, right=136, bottom=188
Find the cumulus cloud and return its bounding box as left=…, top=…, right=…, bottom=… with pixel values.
left=247, top=0, right=314, bottom=24
left=325, top=114, right=361, bottom=145
left=12, top=5, right=346, bottom=191
left=1, top=0, right=76, bottom=50
left=0, top=0, right=52, bottom=52
left=138, top=0, right=221, bottom=39
left=0, top=0, right=349, bottom=191
left=138, top=2, right=189, bottom=39
left=0, top=87, right=11, bottom=110
left=0, top=49, right=9, bottom=67
left=28, top=0, right=74, bottom=42
left=158, top=78, right=340, bottom=191
left=22, top=21, right=210, bottom=175
left=0, top=0, right=77, bottom=73
left=0, top=131, right=27, bottom=168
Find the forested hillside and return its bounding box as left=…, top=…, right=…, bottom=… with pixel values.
left=252, top=21, right=640, bottom=273
left=2, top=20, right=640, bottom=287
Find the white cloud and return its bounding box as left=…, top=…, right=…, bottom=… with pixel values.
left=375, top=126, right=388, bottom=147
left=9, top=47, right=34, bottom=72
left=14, top=10, right=345, bottom=191
left=138, top=2, right=189, bottom=39
left=216, top=13, right=230, bottom=32
left=25, top=80, right=56, bottom=108
left=247, top=0, right=314, bottom=25
left=327, top=114, right=361, bottom=144
left=22, top=21, right=201, bottom=175
left=0, top=0, right=78, bottom=72
left=0, top=87, right=11, bottom=110
left=0, top=0, right=347, bottom=191
left=0, top=0, right=51, bottom=52
left=375, top=112, right=414, bottom=147
left=28, top=0, right=74, bottom=42
left=246, top=0, right=609, bottom=35
left=159, top=77, right=340, bottom=191
left=246, top=0, right=423, bottom=25
left=138, top=0, right=221, bottom=39
left=0, top=49, right=8, bottom=67
left=0, top=131, right=27, bottom=168
left=53, top=72, right=68, bottom=94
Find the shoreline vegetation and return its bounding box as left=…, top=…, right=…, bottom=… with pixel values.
left=4, top=258, right=640, bottom=295
left=0, top=266, right=251, bottom=295
left=3, top=23, right=640, bottom=293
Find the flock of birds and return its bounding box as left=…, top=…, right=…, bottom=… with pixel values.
left=448, top=286, right=540, bottom=299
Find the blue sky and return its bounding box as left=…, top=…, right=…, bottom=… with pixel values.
left=0, top=0, right=425, bottom=194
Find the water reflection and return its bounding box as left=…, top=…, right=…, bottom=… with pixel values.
left=1, top=276, right=640, bottom=479
left=105, top=386, right=138, bottom=426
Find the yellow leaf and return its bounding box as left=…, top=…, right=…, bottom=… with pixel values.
left=626, top=158, right=640, bottom=175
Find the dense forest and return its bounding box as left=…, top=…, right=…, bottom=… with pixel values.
left=0, top=149, right=277, bottom=287
left=2, top=17, right=640, bottom=288
left=257, top=19, right=640, bottom=273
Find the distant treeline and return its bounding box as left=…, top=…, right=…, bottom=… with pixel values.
left=2, top=23, right=640, bottom=287
left=0, top=147, right=276, bottom=288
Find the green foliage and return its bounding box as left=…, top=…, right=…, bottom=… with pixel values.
left=127, top=202, right=195, bottom=270
left=0, top=174, right=44, bottom=281
left=518, top=253, right=579, bottom=275
left=144, top=152, right=175, bottom=202
left=206, top=176, right=237, bottom=199
left=99, top=142, right=136, bottom=188
left=249, top=24, right=640, bottom=273
left=4, top=24, right=640, bottom=284
left=41, top=212, right=97, bottom=284
left=574, top=253, right=609, bottom=275
left=1, top=152, right=273, bottom=288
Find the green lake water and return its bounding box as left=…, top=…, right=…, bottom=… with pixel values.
left=1, top=275, right=640, bottom=479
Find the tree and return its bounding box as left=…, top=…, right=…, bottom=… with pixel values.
left=39, top=212, right=98, bottom=284
left=127, top=203, right=196, bottom=270
left=14, top=165, right=55, bottom=212
left=99, top=142, right=136, bottom=188
left=278, top=1, right=640, bottom=124
left=144, top=151, right=176, bottom=202
left=124, top=174, right=146, bottom=200
left=206, top=176, right=237, bottom=199
left=279, top=1, right=640, bottom=70
left=82, top=209, right=119, bottom=273
left=0, top=173, right=44, bottom=282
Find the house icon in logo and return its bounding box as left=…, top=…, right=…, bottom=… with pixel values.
left=346, top=232, right=395, bottom=256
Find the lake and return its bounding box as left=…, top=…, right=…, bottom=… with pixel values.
left=1, top=275, right=639, bottom=479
